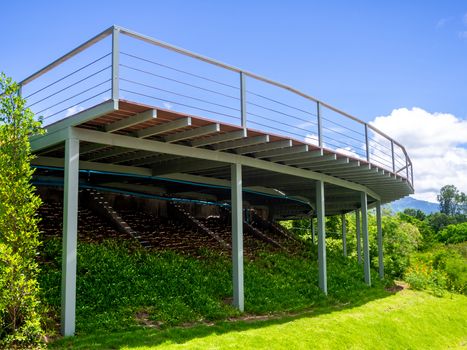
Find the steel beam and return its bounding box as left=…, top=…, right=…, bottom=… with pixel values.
left=361, top=191, right=371, bottom=286
left=61, top=138, right=79, bottom=336
left=270, top=149, right=322, bottom=163
left=235, top=139, right=292, bottom=155
left=136, top=117, right=192, bottom=138
left=284, top=154, right=337, bottom=166
left=376, top=200, right=384, bottom=279
left=316, top=180, right=327, bottom=295
left=86, top=147, right=132, bottom=162
left=254, top=144, right=309, bottom=159
left=45, top=100, right=118, bottom=135
left=165, top=123, right=220, bottom=143
left=70, top=127, right=382, bottom=200
left=231, top=163, right=244, bottom=311
left=191, top=129, right=246, bottom=147
left=105, top=109, right=157, bottom=132
left=214, top=135, right=269, bottom=151
left=152, top=159, right=225, bottom=175
left=112, top=150, right=154, bottom=164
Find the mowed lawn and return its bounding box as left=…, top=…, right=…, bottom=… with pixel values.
left=52, top=289, right=467, bottom=350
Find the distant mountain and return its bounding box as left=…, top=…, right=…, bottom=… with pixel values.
left=388, top=196, right=439, bottom=214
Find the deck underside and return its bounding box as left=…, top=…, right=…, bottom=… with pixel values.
left=32, top=99, right=413, bottom=217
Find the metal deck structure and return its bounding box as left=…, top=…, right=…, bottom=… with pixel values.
left=21, top=26, right=414, bottom=336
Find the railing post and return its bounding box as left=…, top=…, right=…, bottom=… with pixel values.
left=391, top=140, right=395, bottom=173
left=240, top=72, right=247, bottom=129
left=317, top=102, right=323, bottom=148
left=405, top=156, right=409, bottom=181
left=111, top=26, right=120, bottom=101
left=364, top=124, right=370, bottom=162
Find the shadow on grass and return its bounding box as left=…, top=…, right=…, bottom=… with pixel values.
left=50, top=287, right=395, bottom=350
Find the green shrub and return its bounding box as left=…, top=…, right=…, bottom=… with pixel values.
left=437, top=222, right=467, bottom=244
left=0, top=74, right=44, bottom=348
left=405, top=245, right=467, bottom=295
left=368, top=216, right=421, bottom=278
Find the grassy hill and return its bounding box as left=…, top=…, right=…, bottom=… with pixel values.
left=37, top=237, right=467, bottom=349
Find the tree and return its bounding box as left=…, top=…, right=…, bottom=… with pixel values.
left=0, top=74, right=44, bottom=348
left=403, top=208, right=426, bottom=221
left=437, top=185, right=466, bottom=216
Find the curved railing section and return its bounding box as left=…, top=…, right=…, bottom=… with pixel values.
left=19, top=25, right=413, bottom=187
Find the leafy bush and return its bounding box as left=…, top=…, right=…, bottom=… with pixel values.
left=0, top=74, right=44, bottom=348
left=437, top=222, right=467, bottom=244
left=405, top=244, right=467, bottom=295
left=368, top=216, right=421, bottom=278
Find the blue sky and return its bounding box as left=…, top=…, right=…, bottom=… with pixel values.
left=1, top=0, right=466, bottom=201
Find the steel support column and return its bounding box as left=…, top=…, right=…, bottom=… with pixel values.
left=341, top=213, right=347, bottom=257
left=356, top=209, right=361, bottom=263
left=61, top=138, right=80, bottom=336
left=376, top=200, right=384, bottom=279
left=361, top=192, right=371, bottom=286
left=231, top=163, right=244, bottom=311
left=316, top=180, right=327, bottom=295
left=311, top=216, right=315, bottom=245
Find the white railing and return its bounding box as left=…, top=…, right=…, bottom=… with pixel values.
left=20, top=25, right=413, bottom=187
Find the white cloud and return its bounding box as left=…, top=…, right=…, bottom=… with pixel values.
left=370, top=107, right=467, bottom=202
left=304, top=133, right=319, bottom=146
left=335, top=146, right=360, bottom=159
left=436, top=17, right=451, bottom=28
left=463, top=13, right=467, bottom=25
left=163, top=102, right=174, bottom=110
left=458, top=31, right=467, bottom=40
left=65, top=105, right=84, bottom=117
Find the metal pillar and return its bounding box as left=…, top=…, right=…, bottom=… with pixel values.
left=376, top=201, right=384, bottom=279
left=61, top=138, right=80, bottom=336
left=231, top=163, right=244, bottom=311
left=316, top=180, right=327, bottom=295
left=341, top=213, right=347, bottom=257
left=356, top=209, right=361, bottom=263
left=360, top=192, right=371, bottom=286
left=311, top=216, right=315, bottom=245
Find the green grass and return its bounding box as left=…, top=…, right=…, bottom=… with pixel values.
left=49, top=289, right=467, bottom=349
left=39, top=238, right=388, bottom=335
left=39, top=238, right=467, bottom=349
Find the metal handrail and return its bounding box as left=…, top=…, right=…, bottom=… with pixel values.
left=19, top=25, right=413, bottom=187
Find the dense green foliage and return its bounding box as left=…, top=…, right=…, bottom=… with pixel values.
left=437, top=222, right=467, bottom=244
left=38, top=238, right=384, bottom=336
left=0, top=74, right=44, bottom=348
left=404, top=242, right=467, bottom=295
left=282, top=211, right=422, bottom=279
left=49, top=290, right=467, bottom=350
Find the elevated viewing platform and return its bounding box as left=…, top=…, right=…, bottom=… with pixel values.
left=24, top=26, right=413, bottom=216
left=20, top=25, right=414, bottom=336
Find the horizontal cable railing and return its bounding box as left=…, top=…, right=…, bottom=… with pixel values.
left=19, top=25, right=413, bottom=187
